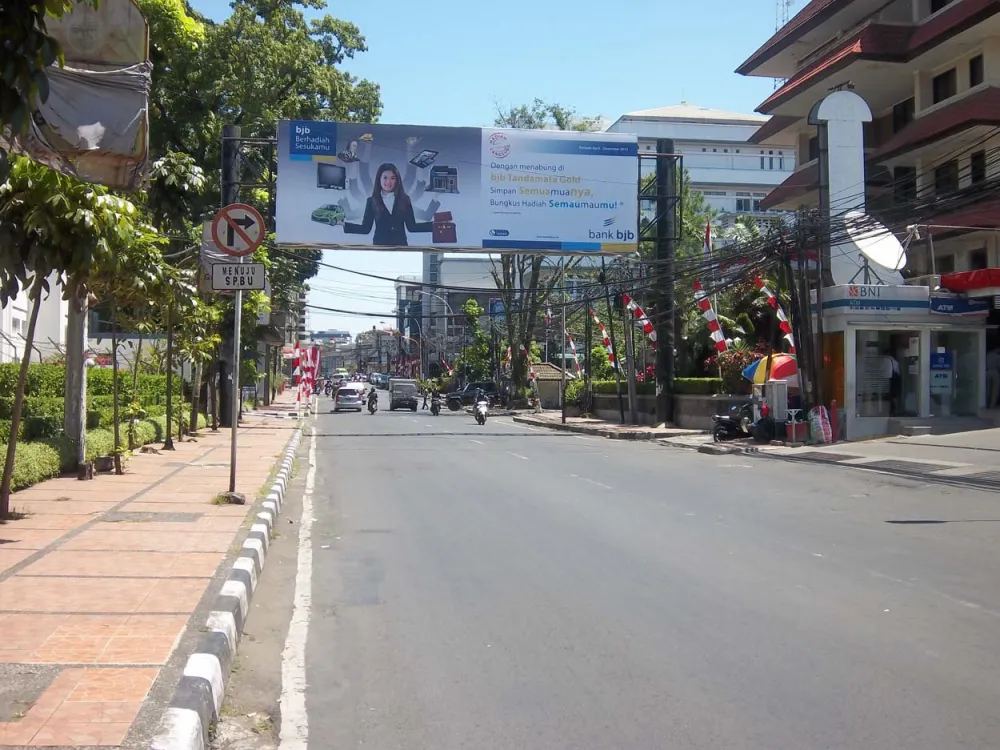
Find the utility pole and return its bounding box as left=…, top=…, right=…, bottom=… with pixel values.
left=584, top=302, right=592, bottom=415
left=560, top=292, right=567, bottom=424
left=623, top=302, right=638, bottom=425
left=219, top=124, right=241, bottom=428
left=654, top=138, right=677, bottom=426
left=601, top=259, right=625, bottom=424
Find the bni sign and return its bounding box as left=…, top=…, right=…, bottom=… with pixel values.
left=212, top=262, right=266, bottom=291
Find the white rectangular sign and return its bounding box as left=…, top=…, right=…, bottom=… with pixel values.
left=212, top=262, right=266, bottom=291
left=275, top=120, right=639, bottom=254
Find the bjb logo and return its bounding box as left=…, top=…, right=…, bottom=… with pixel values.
left=295, top=125, right=311, bottom=135
left=589, top=227, right=635, bottom=241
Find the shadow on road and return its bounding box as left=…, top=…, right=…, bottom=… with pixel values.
left=886, top=519, right=1000, bottom=524
left=313, top=432, right=581, bottom=438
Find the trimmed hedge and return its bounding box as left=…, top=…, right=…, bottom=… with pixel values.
left=0, top=442, right=63, bottom=491
left=673, top=378, right=723, bottom=395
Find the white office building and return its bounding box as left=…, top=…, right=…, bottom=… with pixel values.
left=605, top=103, right=797, bottom=230
left=0, top=276, right=69, bottom=364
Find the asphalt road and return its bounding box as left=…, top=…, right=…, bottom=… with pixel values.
left=287, top=404, right=1000, bottom=749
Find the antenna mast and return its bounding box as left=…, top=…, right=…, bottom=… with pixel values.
left=773, top=0, right=795, bottom=89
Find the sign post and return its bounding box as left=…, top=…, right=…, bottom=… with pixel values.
left=211, top=202, right=265, bottom=496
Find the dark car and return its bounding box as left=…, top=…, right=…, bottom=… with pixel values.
left=447, top=381, right=500, bottom=411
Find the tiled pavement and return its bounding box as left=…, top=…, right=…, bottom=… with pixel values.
left=0, top=399, right=300, bottom=747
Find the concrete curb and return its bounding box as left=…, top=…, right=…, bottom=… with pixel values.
left=655, top=437, right=763, bottom=455
left=512, top=415, right=701, bottom=441
left=150, top=427, right=304, bottom=750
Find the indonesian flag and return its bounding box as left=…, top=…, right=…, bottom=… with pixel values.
left=566, top=332, right=582, bottom=374
left=754, top=277, right=796, bottom=353
left=703, top=220, right=713, bottom=261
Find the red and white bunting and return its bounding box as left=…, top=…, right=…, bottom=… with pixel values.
left=519, top=344, right=537, bottom=381
left=545, top=308, right=552, bottom=327
left=439, top=355, right=454, bottom=376
left=292, top=344, right=302, bottom=408
left=753, top=277, right=796, bottom=353
left=621, top=292, right=657, bottom=349
left=692, top=280, right=728, bottom=353
left=588, top=308, right=617, bottom=367
left=566, top=332, right=582, bottom=374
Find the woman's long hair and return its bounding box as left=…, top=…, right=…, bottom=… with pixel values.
left=372, top=163, right=409, bottom=216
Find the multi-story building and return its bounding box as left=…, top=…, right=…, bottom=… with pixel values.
left=738, top=0, right=1000, bottom=435
left=605, top=103, right=797, bottom=230
left=0, top=276, right=69, bottom=364
left=738, top=0, right=1000, bottom=276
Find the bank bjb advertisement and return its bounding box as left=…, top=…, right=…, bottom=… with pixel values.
left=275, top=120, right=638, bottom=254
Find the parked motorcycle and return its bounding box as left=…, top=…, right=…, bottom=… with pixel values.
left=712, top=402, right=753, bottom=442
left=474, top=399, right=489, bottom=426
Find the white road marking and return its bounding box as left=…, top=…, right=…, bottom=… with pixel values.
left=471, top=439, right=484, bottom=445
left=509, top=452, right=529, bottom=460
left=278, top=426, right=316, bottom=750
left=570, top=474, right=613, bottom=491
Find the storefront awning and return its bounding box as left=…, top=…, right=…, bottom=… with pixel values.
left=940, top=268, right=1000, bottom=295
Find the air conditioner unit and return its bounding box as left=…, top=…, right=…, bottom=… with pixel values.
left=906, top=274, right=940, bottom=288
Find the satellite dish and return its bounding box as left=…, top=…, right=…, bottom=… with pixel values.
left=829, top=210, right=905, bottom=285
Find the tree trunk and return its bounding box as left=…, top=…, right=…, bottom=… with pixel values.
left=177, top=358, right=185, bottom=445
left=64, top=283, right=90, bottom=478
left=163, top=303, right=175, bottom=450
left=1, top=276, right=45, bottom=516
left=189, top=360, right=203, bottom=435
left=128, top=333, right=144, bottom=450
left=111, top=301, right=123, bottom=475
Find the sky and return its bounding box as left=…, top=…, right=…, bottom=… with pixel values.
left=189, top=0, right=785, bottom=335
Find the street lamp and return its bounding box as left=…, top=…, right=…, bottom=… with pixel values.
left=415, top=289, right=455, bottom=378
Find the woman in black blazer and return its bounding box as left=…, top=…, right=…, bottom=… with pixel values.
left=343, top=163, right=432, bottom=246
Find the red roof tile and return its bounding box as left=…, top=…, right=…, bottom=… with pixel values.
left=760, top=164, right=820, bottom=210
left=758, top=23, right=912, bottom=113
left=749, top=115, right=801, bottom=144
left=908, top=0, right=1000, bottom=54
left=737, top=0, right=852, bottom=76
left=868, top=87, right=1000, bottom=161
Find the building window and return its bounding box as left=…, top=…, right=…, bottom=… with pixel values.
left=736, top=192, right=753, bottom=212
left=701, top=191, right=726, bottom=196
left=971, top=150, right=986, bottom=183
left=893, top=166, right=916, bottom=203
left=932, top=68, right=957, bottom=104
left=930, top=0, right=952, bottom=12
left=969, top=54, right=984, bottom=87
left=778, top=150, right=785, bottom=169
left=808, top=136, right=819, bottom=162
left=892, top=98, right=914, bottom=133
left=760, top=150, right=765, bottom=169
left=937, top=254, right=955, bottom=274
left=934, top=160, right=959, bottom=194
left=970, top=249, right=988, bottom=269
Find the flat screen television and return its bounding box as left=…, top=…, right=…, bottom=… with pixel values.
left=317, top=163, right=347, bottom=190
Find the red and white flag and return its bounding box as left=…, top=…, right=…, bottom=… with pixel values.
left=754, top=277, right=796, bottom=353
left=589, top=308, right=616, bottom=367
left=692, top=280, right=728, bottom=353
left=622, top=292, right=657, bottom=348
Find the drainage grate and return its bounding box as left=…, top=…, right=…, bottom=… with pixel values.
left=104, top=511, right=202, bottom=523
left=793, top=452, right=862, bottom=463
left=858, top=459, right=951, bottom=474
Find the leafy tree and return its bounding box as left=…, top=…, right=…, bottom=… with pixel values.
left=493, top=98, right=602, bottom=132
left=0, top=157, right=138, bottom=513
left=454, top=299, right=491, bottom=381
left=490, top=102, right=600, bottom=393
left=147, top=151, right=205, bottom=448
left=89, top=224, right=168, bottom=470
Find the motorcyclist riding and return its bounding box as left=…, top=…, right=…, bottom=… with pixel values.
left=367, top=386, right=378, bottom=411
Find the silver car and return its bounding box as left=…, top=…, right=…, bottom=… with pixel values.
left=333, top=384, right=365, bottom=412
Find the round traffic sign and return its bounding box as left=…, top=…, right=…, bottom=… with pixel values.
left=211, top=203, right=266, bottom=257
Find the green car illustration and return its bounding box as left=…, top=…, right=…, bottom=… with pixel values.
left=311, top=204, right=346, bottom=226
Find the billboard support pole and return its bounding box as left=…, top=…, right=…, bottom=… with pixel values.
left=601, top=259, right=625, bottom=425
left=653, top=138, right=677, bottom=426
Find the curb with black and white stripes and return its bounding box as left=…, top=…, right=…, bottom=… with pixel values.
left=150, top=427, right=303, bottom=750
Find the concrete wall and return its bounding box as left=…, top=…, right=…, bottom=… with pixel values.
left=589, top=392, right=752, bottom=430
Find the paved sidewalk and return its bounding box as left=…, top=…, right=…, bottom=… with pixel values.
left=0, top=400, right=299, bottom=747
left=513, top=412, right=701, bottom=440
left=760, top=427, right=1000, bottom=490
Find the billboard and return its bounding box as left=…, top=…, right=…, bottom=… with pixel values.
left=275, top=121, right=638, bottom=255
